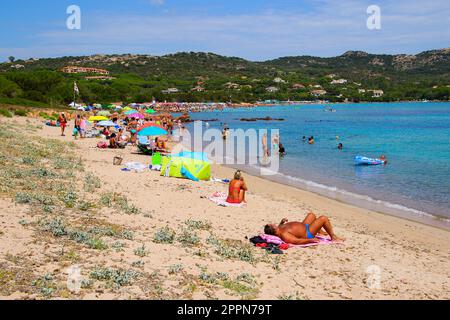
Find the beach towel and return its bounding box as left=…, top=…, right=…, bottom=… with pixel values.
left=123, top=162, right=147, bottom=173
left=259, top=233, right=341, bottom=248
left=208, top=192, right=246, bottom=207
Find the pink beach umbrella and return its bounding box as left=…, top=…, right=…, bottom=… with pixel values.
left=129, top=113, right=145, bottom=119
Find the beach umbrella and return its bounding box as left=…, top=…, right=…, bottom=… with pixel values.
left=89, top=116, right=109, bottom=122
left=145, top=108, right=156, bottom=114
left=124, top=109, right=137, bottom=115
left=129, top=113, right=144, bottom=119
left=123, top=107, right=133, bottom=111
left=137, top=126, right=168, bottom=137
left=96, top=120, right=117, bottom=127
left=137, top=123, right=166, bottom=131
left=98, top=110, right=111, bottom=117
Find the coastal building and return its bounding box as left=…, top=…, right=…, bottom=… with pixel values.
left=331, top=79, right=348, bottom=85
left=310, top=89, right=327, bottom=97
left=191, top=86, right=205, bottom=92
left=326, top=74, right=337, bottom=79
left=358, top=89, right=366, bottom=94
left=266, top=86, right=279, bottom=93
left=10, top=64, right=25, bottom=69
left=162, top=88, right=180, bottom=94
left=292, top=83, right=306, bottom=89
left=60, top=66, right=109, bottom=75
left=273, top=77, right=287, bottom=84
left=224, top=82, right=240, bottom=89
left=370, top=90, right=384, bottom=98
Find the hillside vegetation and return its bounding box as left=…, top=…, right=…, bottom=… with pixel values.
left=1, top=49, right=449, bottom=107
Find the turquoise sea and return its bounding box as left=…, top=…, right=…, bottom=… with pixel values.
left=185, top=102, right=450, bottom=229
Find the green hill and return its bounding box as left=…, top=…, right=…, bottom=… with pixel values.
left=1, top=49, right=449, bottom=107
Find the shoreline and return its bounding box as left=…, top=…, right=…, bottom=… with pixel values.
left=220, top=163, right=450, bottom=232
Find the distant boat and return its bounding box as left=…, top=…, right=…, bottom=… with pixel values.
left=323, top=105, right=336, bottom=112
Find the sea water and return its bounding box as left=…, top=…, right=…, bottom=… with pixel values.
left=184, top=102, right=450, bottom=229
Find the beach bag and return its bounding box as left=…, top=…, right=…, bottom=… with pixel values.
left=97, top=141, right=108, bottom=149
left=113, top=156, right=123, bottom=166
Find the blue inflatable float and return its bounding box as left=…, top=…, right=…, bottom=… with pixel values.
left=354, top=156, right=385, bottom=166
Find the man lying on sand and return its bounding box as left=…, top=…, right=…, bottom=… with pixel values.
left=264, top=212, right=344, bottom=245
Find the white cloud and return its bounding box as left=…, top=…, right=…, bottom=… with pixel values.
left=149, top=0, right=165, bottom=6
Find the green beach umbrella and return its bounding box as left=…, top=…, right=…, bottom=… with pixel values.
left=145, top=109, right=156, bottom=114
left=98, top=110, right=111, bottom=117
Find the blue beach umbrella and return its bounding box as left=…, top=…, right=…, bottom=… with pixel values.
left=97, top=120, right=117, bottom=127
left=137, top=126, right=168, bottom=137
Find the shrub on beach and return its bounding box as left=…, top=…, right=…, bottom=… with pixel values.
left=177, top=228, right=200, bottom=247
left=153, top=226, right=176, bottom=244
left=90, top=267, right=139, bottom=288
left=14, top=109, right=29, bottom=117
left=184, top=219, right=212, bottom=231
left=0, top=108, right=12, bottom=118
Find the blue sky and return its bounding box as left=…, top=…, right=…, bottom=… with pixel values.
left=1, top=0, right=449, bottom=62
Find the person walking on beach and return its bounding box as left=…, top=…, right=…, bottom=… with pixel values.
left=226, top=170, right=248, bottom=204
left=264, top=212, right=344, bottom=245
left=58, top=112, right=67, bottom=136
left=79, top=115, right=87, bottom=139
left=74, top=114, right=81, bottom=134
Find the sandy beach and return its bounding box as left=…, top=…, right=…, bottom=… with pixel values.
left=0, top=116, right=449, bottom=300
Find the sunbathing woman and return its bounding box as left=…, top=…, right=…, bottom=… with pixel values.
left=264, top=212, right=344, bottom=245
left=226, top=170, right=248, bottom=204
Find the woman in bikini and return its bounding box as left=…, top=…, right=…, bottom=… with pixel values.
left=226, top=170, right=248, bottom=204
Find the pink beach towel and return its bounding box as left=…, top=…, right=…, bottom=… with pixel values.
left=260, top=234, right=342, bottom=248
left=209, top=192, right=247, bottom=208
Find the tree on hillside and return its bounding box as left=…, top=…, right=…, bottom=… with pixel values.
left=8, top=56, right=15, bottom=63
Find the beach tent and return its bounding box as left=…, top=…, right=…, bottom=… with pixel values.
left=160, top=151, right=211, bottom=181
